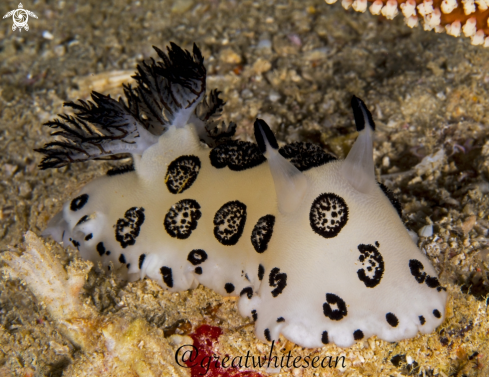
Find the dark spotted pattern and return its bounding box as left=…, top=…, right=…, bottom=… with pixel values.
left=195, top=267, right=202, bottom=274
left=321, top=331, right=329, bottom=344
left=323, top=293, right=347, bottom=321
left=165, top=155, right=201, bottom=194
left=71, top=239, right=80, bottom=248
left=310, top=193, right=348, bottom=238
left=139, top=254, right=146, bottom=269
left=386, top=312, right=399, bottom=327
left=85, top=233, right=93, bottom=241
left=433, top=309, right=441, bottom=318
left=264, top=329, right=271, bottom=341
left=269, top=267, right=287, bottom=297
left=97, top=242, right=106, bottom=256
left=258, top=264, right=264, bottom=281
left=419, top=316, right=426, bottom=325
left=353, top=330, right=364, bottom=340
left=224, top=283, right=235, bottom=293
left=187, top=249, right=208, bottom=265
left=209, top=140, right=266, bottom=171
left=70, top=194, right=89, bottom=211
left=357, top=243, right=385, bottom=288
left=409, top=259, right=443, bottom=291
left=164, top=199, right=201, bottom=239
left=119, top=254, right=126, bottom=264
left=279, top=142, right=336, bottom=171
left=160, top=266, right=173, bottom=288
left=277, top=317, right=285, bottom=323
left=251, top=215, right=275, bottom=253
left=115, top=207, right=145, bottom=248
left=213, top=201, right=247, bottom=246
left=251, top=310, right=257, bottom=321
left=240, top=287, right=253, bottom=299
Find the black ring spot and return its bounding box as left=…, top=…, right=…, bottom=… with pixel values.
left=251, top=214, right=275, bottom=253
left=210, top=140, right=266, bottom=171
left=419, top=316, right=426, bottom=325
left=353, top=330, right=364, bottom=340
left=213, top=201, right=247, bottom=246
left=323, top=293, right=348, bottom=321
left=165, top=155, right=201, bottom=194
left=357, top=243, right=385, bottom=288
left=433, top=309, right=441, bottom=318
left=240, top=287, right=253, bottom=299
left=160, top=266, right=173, bottom=288
left=310, top=193, right=348, bottom=238
left=139, top=254, right=146, bottom=269
left=115, top=207, right=145, bottom=248
left=70, top=194, right=89, bottom=211
left=164, top=199, right=201, bottom=239
left=269, top=267, right=287, bottom=297
left=279, top=142, right=336, bottom=171
left=386, top=312, right=399, bottom=327
left=321, top=331, right=329, bottom=344
left=188, top=249, right=208, bottom=265
left=224, top=283, right=235, bottom=293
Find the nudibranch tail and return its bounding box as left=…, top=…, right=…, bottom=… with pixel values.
left=341, top=96, right=377, bottom=195
left=254, top=119, right=308, bottom=214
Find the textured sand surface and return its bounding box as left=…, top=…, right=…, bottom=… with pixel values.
left=1, top=0, right=489, bottom=376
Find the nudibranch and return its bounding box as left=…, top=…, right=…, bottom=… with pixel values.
left=325, top=0, right=489, bottom=47
left=36, top=43, right=447, bottom=348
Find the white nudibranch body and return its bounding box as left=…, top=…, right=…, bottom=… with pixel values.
left=37, top=43, right=447, bottom=348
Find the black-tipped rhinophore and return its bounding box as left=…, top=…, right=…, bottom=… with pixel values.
left=254, top=119, right=278, bottom=154
left=351, top=95, right=375, bottom=132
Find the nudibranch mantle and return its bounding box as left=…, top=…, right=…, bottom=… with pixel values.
left=37, top=43, right=447, bottom=348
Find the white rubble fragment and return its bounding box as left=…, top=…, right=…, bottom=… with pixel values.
left=419, top=225, right=433, bottom=238
left=414, top=149, right=446, bottom=176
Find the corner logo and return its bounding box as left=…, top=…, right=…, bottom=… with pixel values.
left=3, top=3, right=38, bottom=32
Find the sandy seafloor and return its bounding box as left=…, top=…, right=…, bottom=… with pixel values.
left=1, top=0, right=489, bottom=376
